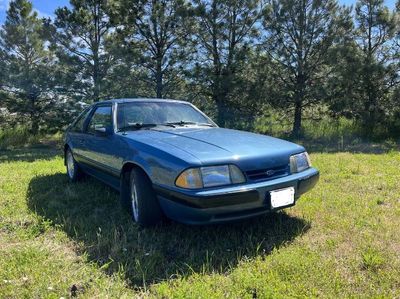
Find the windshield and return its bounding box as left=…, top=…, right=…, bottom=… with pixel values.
left=117, top=101, right=214, bottom=130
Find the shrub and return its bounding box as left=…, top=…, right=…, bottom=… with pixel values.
left=0, top=126, right=42, bottom=150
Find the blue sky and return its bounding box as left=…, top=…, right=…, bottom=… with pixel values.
left=0, top=0, right=69, bottom=23
left=0, top=0, right=397, bottom=24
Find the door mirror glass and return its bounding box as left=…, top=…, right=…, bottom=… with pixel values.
left=95, top=126, right=106, bottom=133
left=94, top=125, right=112, bottom=136
left=94, top=125, right=106, bottom=133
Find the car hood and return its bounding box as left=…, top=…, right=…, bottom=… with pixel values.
left=125, top=127, right=305, bottom=171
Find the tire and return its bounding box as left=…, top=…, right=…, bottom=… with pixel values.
left=128, top=168, right=163, bottom=227
left=65, top=148, right=84, bottom=182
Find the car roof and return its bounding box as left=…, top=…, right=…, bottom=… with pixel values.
left=94, top=98, right=190, bottom=105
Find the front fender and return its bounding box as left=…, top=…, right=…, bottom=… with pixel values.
left=121, top=143, right=197, bottom=187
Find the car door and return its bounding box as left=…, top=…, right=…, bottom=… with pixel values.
left=83, top=104, right=122, bottom=184
left=67, top=107, right=92, bottom=163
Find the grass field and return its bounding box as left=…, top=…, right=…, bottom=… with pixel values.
left=0, top=146, right=400, bottom=298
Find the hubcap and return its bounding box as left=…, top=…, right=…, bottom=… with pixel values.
left=131, top=177, right=139, bottom=222
left=67, top=151, right=75, bottom=179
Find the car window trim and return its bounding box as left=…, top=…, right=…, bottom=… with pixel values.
left=80, top=107, right=94, bottom=133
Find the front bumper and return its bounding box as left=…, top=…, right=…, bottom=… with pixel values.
left=155, top=167, right=319, bottom=224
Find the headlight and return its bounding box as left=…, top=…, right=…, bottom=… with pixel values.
left=290, top=152, right=311, bottom=173
left=175, top=165, right=246, bottom=189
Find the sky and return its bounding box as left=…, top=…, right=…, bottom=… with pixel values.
left=0, top=0, right=397, bottom=25
left=0, top=0, right=69, bottom=23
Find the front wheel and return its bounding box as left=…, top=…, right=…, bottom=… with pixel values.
left=129, top=168, right=163, bottom=226
left=65, top=148, right=84, bottom=182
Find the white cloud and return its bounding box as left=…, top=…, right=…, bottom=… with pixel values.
left=0, top=2, right=54, bottom=22
left=33, top=8, right=53, bottom=20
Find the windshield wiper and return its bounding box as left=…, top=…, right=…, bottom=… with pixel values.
left=164, top=121, right=214, bottom=127
left=118, top=122, right=175, bottom=132
left=118, top=123, right=157, bottom=132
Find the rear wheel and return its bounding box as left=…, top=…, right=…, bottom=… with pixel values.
left=128, top=168, right=163, bottom=226
left=66, top=148, right=84, bottom=182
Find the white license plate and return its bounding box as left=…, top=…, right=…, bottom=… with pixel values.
left=270, top=187, right=295, bottom=208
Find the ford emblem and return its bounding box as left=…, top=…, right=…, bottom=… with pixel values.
left=265, top=170, right=275, bottom=176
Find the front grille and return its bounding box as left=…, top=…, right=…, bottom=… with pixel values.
left=245, top=164, right=289, bottom=181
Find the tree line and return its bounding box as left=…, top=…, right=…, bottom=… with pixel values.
left=0, top=0, right=399, bottom=139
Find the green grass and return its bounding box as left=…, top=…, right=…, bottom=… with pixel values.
left=0, top=126, right=62, bottom=150
left=254, top=115, right=400, bottom=152
left=0, top=147, right=400, bottom=298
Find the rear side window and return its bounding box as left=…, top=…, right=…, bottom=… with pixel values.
left=71, top=108, right=91, bottom=133
left=87, top=106, right=113, bottom=134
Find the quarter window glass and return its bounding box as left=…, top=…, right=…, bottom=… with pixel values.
left=87, top=106, right=112, bottom=134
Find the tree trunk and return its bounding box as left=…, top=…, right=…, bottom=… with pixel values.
left=215, top=100, right=226, bottom=127
left=93, top=59, right=100, bottom=102
left=155, top=57, right=163, bottom=98
left=29, top=96, right=39, bottom=134
left=364, top=99, right=376, bottom=138
left=212, top=74, right=227, bottom=127
left=30, top=116, right=39, bottom=134
left=363, top=55, right=376, bottom=137
left=292, top=100, right=302, bottom=139
left=292, top=72, right=305, bottom=139
left=363, top=13, right=376, bottom=138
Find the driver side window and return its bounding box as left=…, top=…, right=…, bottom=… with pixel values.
left=87, top=106, right=112, bottom=134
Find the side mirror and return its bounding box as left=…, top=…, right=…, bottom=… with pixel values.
left=94, top=125, right=112, bottom=136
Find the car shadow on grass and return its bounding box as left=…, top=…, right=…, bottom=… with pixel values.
left=27, top=173, right=311, bottom=289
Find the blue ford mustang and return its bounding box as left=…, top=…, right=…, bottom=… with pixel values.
left=64, top=98, right=319, bottom=226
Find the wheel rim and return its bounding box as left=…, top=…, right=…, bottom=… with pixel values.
left=131, top=177, right=139, bottom=222
left=66, top=151, right=75, bottom=179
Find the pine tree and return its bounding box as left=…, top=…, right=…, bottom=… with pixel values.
left=113, top=0, right=191, bottom=99
left=354, top=0, right=397, bottom=136
left=263, top=0, right=352, bottom=138
left=190, top=0, right=264, bottom=127
left=53, top=0, right=115, bottom=103
left=0, top=0, right=57, bottom=133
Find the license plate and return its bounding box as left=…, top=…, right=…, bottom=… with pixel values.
left=270, top=187, right=295, bottom=208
